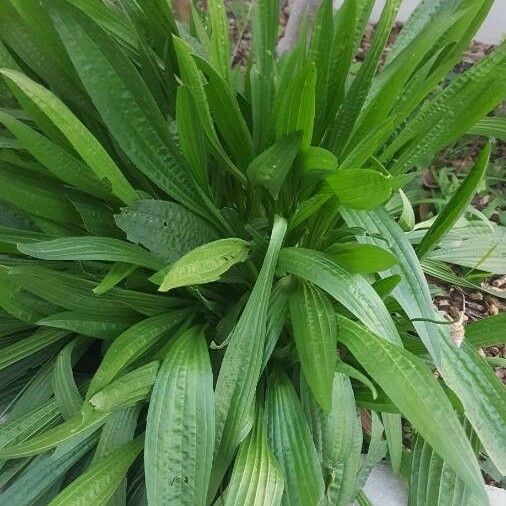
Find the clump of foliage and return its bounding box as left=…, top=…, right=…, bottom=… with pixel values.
left=0, top=0, right=504, bottom=504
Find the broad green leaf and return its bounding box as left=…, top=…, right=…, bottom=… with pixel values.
left=278, top=247, right=400, bottom=344
left=48, top=3, right=212, bottom=217
left=289, top=282, right=336, bottom=411
left=211, top=217, right=287, bottom=497
left=0, top=436, right=97, bottom=506
left=247, top=132, right=302, bottom=199
left=343, top=207, right=506, bottom=474
left=0, top=410, right=108, bottom=459
left=0, top=110, right=112, bottom=201
left=417, top=143, right=491, bottom=258
left=382, top=412, right=403, bottom=475
left=223, top=407, right=284, bottom=506
left=0, top=162, right=79, bottom=225
left=0, top=328, right=68, bottom=372
left=87, top=311, right=189, bottom=398
left=52, top=338, right=87, bottom=420
left=207, top=0, right=231, bottom=81
left=18, top=237, right=163, bottom=270
left=469, top=116, right=506, bottom=139
left=145, top=326, right=214, bottom=506
left=326, top=243, right=398, bottom=273
left=156, top=238, right=250, bottom=292
left=0, top=69, right=137, bottom=205
left=326, top=169, right=393, bottom=210
left=335, top=315, right=486, bottom=501
left=90, top=361, right=159, bottom=412
left=40, top=311, right=140, bottom=340
left=49, top=435, right=144, bottom=506
left=276, top=64, right=316, bottom=150
left=266, top=369, right=324, bottom=506
left=466, top=314, right=506, bottom=348
left=115, top=199, right=219, bottom=263
left=301, top=372, right=362, bottom=506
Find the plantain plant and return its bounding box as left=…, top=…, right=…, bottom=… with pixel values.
left=0, top=0, right=504, bottom=504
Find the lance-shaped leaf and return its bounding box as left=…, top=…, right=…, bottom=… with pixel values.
left=266, top=369, right=324, bottom=506
left=145, top=326, right=214, bottom=506
left=155, top=238, right=250, bottom=292
left=247, top=132, right=302, bottom=199
left=342, top=207, right=506, bottom=475
left=49, top=435, right=144, bottom=506
left=86, top=311, right=188, bottom=398
left=326, top=243, right=398, bottom=273
left=335, top=314, right=486, bottom=502
left=0, top=69, right=137, bottom=205
left=207, top=0, right=231, bottom=81
left=326, top=169, right=393, bottom=210
left=18, top=237, right=164, bottom=270
left=90, top=361, right=159, bottom=412
left=301, top=371, right=363, bottom=506
left=417, top=142, right=490, bottom=258
left=290, top=281, right=336, bottom=412
left=210, top=217, right=287, bottom=497
left=223, top=407, right=284, bottom=506
left=278, top=247, right=400, bottom=344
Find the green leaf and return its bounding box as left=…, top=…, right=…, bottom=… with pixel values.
left=93, top=262, right=137, bottom=295
left=247, top=132, right=302, bottom=199
left=289, top=281, right=336, bottom=412
left=90, top=361, right=159, bottom=412
left=39, top=311, right=140, bottom=340
left=326, top=169, right=393, bottom=210
left=207, top=0, right=231, bottom=81
left=343, top=208, right=506, bottom=475
left=222, top=406, right=284, bottom=506
left=466, top=313, right=506, bottom=348
left=0, top=410, right=108, bottom=459
left=326, top=243, right=398, bottom=273
left=301, top=371, right=362, bottom=506
left=335, top=315, right=486, bottom=501
left=266, top=369, right=324, bottom=506
left=0, top=327, right=68, bottom=372
left=0, top=69, right=138, bottom=205
left=417, top=143, right=490, bottom=258
left=210, top=217, right=287, bottom=497
left=48, top=3, right=214, bottom=218
left=156, top=238, right=250, bottom=292
left=0, top=110, right=112, bottom=201
left=276, top=64, right=316, bottom=150
left=52, top=338, right=87, bottom=420
left=87, top=311, right=189, bottom=398
left=278, top=247, right=400, bottom=344
left=49, top=436, right=144, bottom=506
left=115, top=199, right=219, bottom=263
left=18, top=237, right=164, bottom=270
left=469, top=116, right=506, bottom=139
left=145, top=326, right=214, bottom=506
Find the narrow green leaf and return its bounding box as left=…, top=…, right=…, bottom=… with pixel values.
left=93, top=262, right=137, bottom=295
left=18, top=237, right=163, bottom=270
left=49, top=436, right=144, bottom=506
left=145, top=326, right=214, bottom=506
left=0, top=69, right=137, bottom=205
left=207, top=0, right=231, bottom=81
left=247, top=132, right=302, bottom=199
left=335, top=314, right=486, bottom=501
left=266, top=369, right=324, bottom=506
left=278, top=247, right=400, bottom=344
left=290, top=282, right=336, bottom=411
left=417, top=143, right=490, bottom=258
left=87, top=311, right=189, bottom=398
left=223, top=407, right=284, bottom=506
left=466, top=313, right=506, bottom=348
left=90, top=362, right=159, bottom=412
left=211, top=217, right=287, bottom=497
left=469, top=116, right=506, bottom=139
